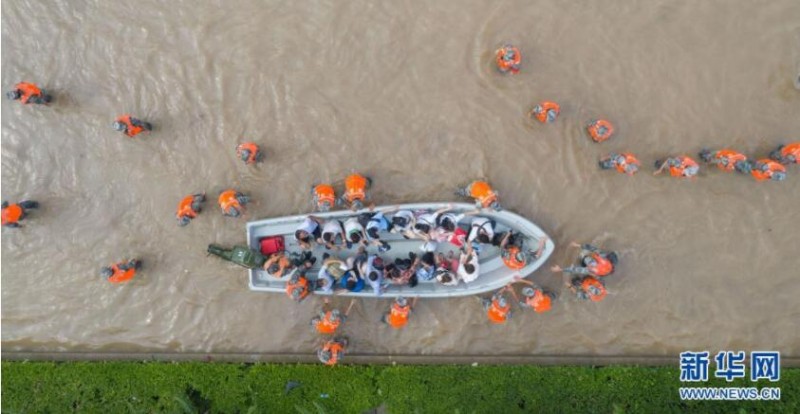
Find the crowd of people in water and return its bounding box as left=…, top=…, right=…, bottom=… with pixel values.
left=3, top=45, right=798, bottom=365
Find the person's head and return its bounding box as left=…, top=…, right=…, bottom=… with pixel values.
left=349, top=232, right=361, bottom=243
left=699, top=149, right=713, bottom=163
left=329, top=309, right=341, bottom=322
left=489, top=201, right=501, bottom=211
left=396, top=296, right=408, bottom=307
left=587, top=284, right=603, bottom=296
left=367, top=227, right=380, bottom=240
left=773, top=171, right=787, bottom=181
left=496, top=296, right=508, bottom=308
left=318, top=201, right=332, bottom=212
left=178, top=215, right=191, bottom=227
left=439, top=272, right=452, bottom=284
left=239, top=149, right=251, bottom=162
left=100, top=266, right=113, bottom=278
left=268, top=262, right=281, bottom=274
left=667, top=158, right=681, bottom=167
left=6, top=90, right=21, bottom=100
left=521, top=287, right=535, bottom=297
left=503, top=47, right=516, bottom=61
left=112, top=121, right=126, bottom=131
left=290, top=287, right=303, bottom=300
left=318, top=349, right=332, bottom=363
left=421, top=252, right=435, bottom=267
left=414, top=223, right=431, bottom=234
left=464, top=263, right=475, bottom=274
left=391, top=216, right=409, bottom=231
left=351, top=199, right=363, bottom=211
left=346, top=279, right=356, bottom=290
left=322, top=232, right=333, bottom=243
left=582, top=256, right=598, bottom=268
left=368, top=271, right=378, bottom=282
left=477, top=233, right=491, bottom=244
left=373, top=257, right=384, bottom=270
left=236, top=194, right=250, bottom=205
left=295, top=230, right=310, bottom=243
left=441, top=218, right=456, bottom=232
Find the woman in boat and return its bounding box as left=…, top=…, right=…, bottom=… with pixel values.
left=336, top=270, right=365, bottom=294
left=321, top=220, right=345, bottom=250
left=343, top=216, right=367, bottom=248
left=384, top=254, right=418, bottom=287
left=360, top=210, right=392, bottom=252
left=317, top=254, right=348, bottom=293
left=457, top=243, right=480, bottom=284
left=389, top=209, right=416, bottom=238
left=414, top=251, right=437, bottom=281
left=294, top=215, right=324, bottom=250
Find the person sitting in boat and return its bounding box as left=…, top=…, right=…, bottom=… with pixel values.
left=286, top=272, right=312, bottom=302
left=317, top=254, right=348, bottom=293
left=176, top=193, right=205, bottom=227
left=770, top=142, right=800, bottom=165
left=294, top=215, right=324, bottom=250
left=360, top=255, right=387, bottom=296
left=551, top=242, right=618, bottom=278
left=653, top=155, right=700, bottom=179
left=218, top=189, right=249, bottom=218
left=317, top=337, right=348, bottom=366
left=311, top=299, right=356, bottom=335
left=389, top=209, right=416, bottom=238
left=699, top=149, right=751, bottom=173
left=343, top=216, right=367, bottom=248
left=567, top=275, right=607, bottom=302
left=414, top=251, right=437, bottom=282
left=321, top=220, right=345, bottom=250
left=510, top=276, right=555, bottom=314
left=456, top=181, right=501, bottom=211
left=337, top=270, right=365, bottom=294
left=236, top=142, right=264, bottom=165
left=312, top=183, right=337, bottom=212
left=382, top=297, right=417, bottom=329
left=7, top=82, right=51, bottom=104
left=101, top=259, right=142, bottom=284
left=2, top=200, right=39, bottom=228
left=482, top=286, right=512, bottom=324
left=457, top=243, right=480, bottom=284
left=499, top=233, right=548, bottom=270
left=360, top=209, right=392, bottom=252
left=384, top=254, right=418, bottom=287
left=430, top=207, right=474, bottom=247
left=339, top=173, right=371, bottom=211
left=467, top=216, right=496, bottom=246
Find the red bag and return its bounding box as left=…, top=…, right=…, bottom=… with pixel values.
left=449, top=227, right=467, bottom=247
left=259, top=236, right=285, bottom=255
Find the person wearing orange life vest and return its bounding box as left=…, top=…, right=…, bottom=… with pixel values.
left=2, top=200, right=39, bottom=228
left=599, top=153, right=641, bottom=175
left=100, top=259, right=142, bottom=284
left=6, top=82, right=51, bottom=104
left=218, top=189, right=249, bottom=217
left=495, top=45, right=521, bottom=74
left=380, top=296, right=417, bottom=329
left=499, top=232, right=548, bottom=271
left=529, top=101, right=560, bottom=123
left=456, top=180, right=501, bottom=211
left=176, top=193, right=206, bottom=227
left=482, top=286, right=513, bottom=324
left=653, top=155, right=700, bottom=178
left=551, top=242, right=618, bottom=278
left=698, top=149, right=751, bottom=173
left=286, top=272, right=313, bottom=302
left=586, top=119, right=614, bottom=143
left=317, top=337, right=348, bottom=366
left=311, top=299, right=356, bottom=335
left=510, top=276, right=556, bottom=314
left=338, top=173, right=372, bottom=211
left=769, top=142, right=800, bottom=165
left=112, top=114, right=152, bottom=137
left=311, top=183, right=337, bottom=212
left=567, top=275, right=607, bottom=302
left=750, top=159, right=787, bottom=182
left=235, top=142, right=264, bottom=165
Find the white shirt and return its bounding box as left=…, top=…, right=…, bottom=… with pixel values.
left=468, top=217, right=494, bottom=243
left=322, top=220, right=343, bottom=237
left=458, top=252, right=480, bottom=283
left=343, top=217, right=364, bottom=240
left=295, top=217, right=319, bottom=241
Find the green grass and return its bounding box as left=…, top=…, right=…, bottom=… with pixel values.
left=2, top=362, right=797, bottom=413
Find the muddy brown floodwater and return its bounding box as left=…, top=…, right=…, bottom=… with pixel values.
left=2, top=0, right=800, bottom=359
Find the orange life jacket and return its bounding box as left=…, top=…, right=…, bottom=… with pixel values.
left=751, top=159, right=786, bottom=181
left=322, top=342, right=344, bottom=366
left=176, top=195, right=199, bottom=220
left=16, top=82, right=43, bottom=104
left=501, top=246, right=526, bottom=270
left=344, top=174, right=367, bottom=203
left=387, top=303, right=410, bottom=329
left=116, top=115, right=145, bottom=137
left=779, top=143, right=800, bottom=163
left=618, top=153, right=640, bottom=175
left=107, top=263, right=136, bottom=284
left=532, top=101, right=560, bottom=123
left=587, top=253, right=613, bottom=277
left=495, top=46, right=521, bottom=74
left=218, top=190, right=242, bottom=214
left=286, top=276, right=310, bottom=301
left=668, top=156, right=699, bottom=178
left=315, top=311, right=341, bottom=334
left=525, top=290, right=553, bottom=314
left=713, top=150, right=747, bottom=172
left=582, top=277, right=607, bottom=302
left=1, top=203, right=23, bottom=226
left=487, top=298, right=510, bottom=324
left=236, top=142, right=261, bottom=164
left=468, top=181, right=498, bottom=208
left=314, top=184, right=336, bottom=209
left=587, top=120, right=614, bottom=143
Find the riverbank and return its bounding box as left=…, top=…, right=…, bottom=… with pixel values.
left=2, top=362, right=798, bottom=413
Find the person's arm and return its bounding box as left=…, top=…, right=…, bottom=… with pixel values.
left=410, top=297, right=419, bottom=311
left=653, top=160, right=668, bottom=175
left=508, top=288, right=521, bottom=306
left=512, top=275, right=535, bottom=286
left=531, top=237, right=548, bottom=258
left=345, top=299, right=357, bottom=317
left=499, top=232, right=512, bottom=249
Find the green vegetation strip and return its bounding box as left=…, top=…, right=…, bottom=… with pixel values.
left=2, top=362, right=798, bottom=413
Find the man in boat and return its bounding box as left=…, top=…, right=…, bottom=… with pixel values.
left=218, top=189, right=249, bottom=217
left=414, top=251, right=437, bottom=282
left=482, top=286, right=513, bottom=324
left=294, top=215, right=324, bottom=250
left=435, top=252, right=460, bottom=286
left=551, top=242, right=618, bottom=278
left=113, top=114, right=153, bottom=137
left=567, top=276, right=607, bottom=302
left=467, top=215, right=495, bottom=247
left=101, top=259, right=142, bottom=284
left=359, top=208, right=392, bottom=252
left=382, top=297, right=417, bottom=329
left=236, top=142, right=264, bottom=165
left=176, top=193, right=205, bottom=227
left=770, top=142, right=800, bottom=165
left=312, top=183, right=337, bottom=212
left=509, top=276, right=555, bottom=314
left=317, top=337, right=348, bottom=366
left=457, top=243, right=480, bottom=283
left=456, top=180, right=501, bottom=211
left=342, top=215, right=367, bottom=248
left=362, top=255, right=387, bottom=296
left=339, top=173, right=371, bottom=211
left=7, top=82, right=51, bottom=104
left=311, top=299, right=356, bottom=335
left=321, top=219, right=345, bottom=250
left=499, top=233, right=548, bottom=270
left=389, top=209, right=416, bottom=238
left=2, top=200, right=39, bottom=228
